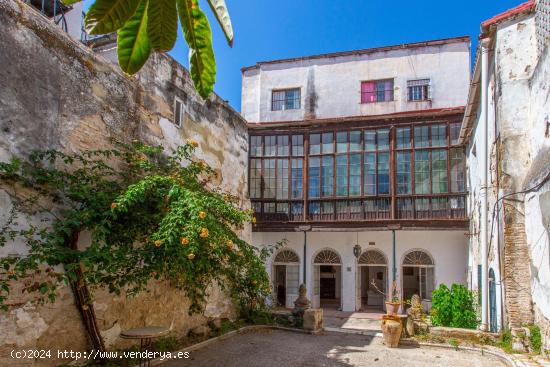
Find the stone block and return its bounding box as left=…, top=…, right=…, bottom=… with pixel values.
left=189, top=325, right=211, bottom=337
left=303, top=308, right=323, bottom=332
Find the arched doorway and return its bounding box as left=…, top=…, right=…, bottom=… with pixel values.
left=312, top=249, right=342, bottom=309
left=402, top=249, right=435, bottom=310
left=272, top=249, right=300, bottom=309
left=358, top=249, right=388, bottom=311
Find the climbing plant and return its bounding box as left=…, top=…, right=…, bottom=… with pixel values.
left=64, top=0, right=234, bottom=98
left=0, top=141, right=271, bottom=317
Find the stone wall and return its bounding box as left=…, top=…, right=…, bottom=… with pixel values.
left=0, top=0, right=249, bottom=365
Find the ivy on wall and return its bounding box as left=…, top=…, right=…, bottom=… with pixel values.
left=0, top=141, right=272, bottom=318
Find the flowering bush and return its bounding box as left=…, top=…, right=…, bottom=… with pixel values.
left=0, top=140, right=271, bottom=315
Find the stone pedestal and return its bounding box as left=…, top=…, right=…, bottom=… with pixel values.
left=303, top=309, right=323, bottom=332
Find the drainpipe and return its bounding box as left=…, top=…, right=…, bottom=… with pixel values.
left=296, top=225, right=311, bottom=287
left=480, top=39, right=490, bottom=331
left=303, top=230, right=307, bottom=284
left=392, top=230, right=397, bottom=282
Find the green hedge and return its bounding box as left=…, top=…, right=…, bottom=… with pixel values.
left=431, top=284, right=478, bottom=329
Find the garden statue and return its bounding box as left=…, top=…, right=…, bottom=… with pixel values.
left=407, top=294, right=423, bottom=319
left=406, top=294, right=426, bottom=336
left=292, top=284, right=311, bottom=317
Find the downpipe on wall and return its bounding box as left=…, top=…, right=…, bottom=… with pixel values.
left=480, top=38, right=490, bottom=331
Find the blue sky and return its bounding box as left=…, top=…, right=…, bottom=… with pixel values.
left=84, top=0, right=523, bottom=112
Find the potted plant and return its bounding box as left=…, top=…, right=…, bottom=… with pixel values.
left=371, top=279, right=401, bottom=315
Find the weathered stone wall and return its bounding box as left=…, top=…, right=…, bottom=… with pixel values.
left=0, top=0, right=249, bottom=365
left=467, top=10, right=550, bottom=347
left=494, top=14, right=538, bottom=331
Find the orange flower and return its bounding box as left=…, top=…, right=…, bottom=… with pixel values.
left=110, top=202, right=117, bottom=210
left=226, top=240, right=234, bottom=249
left=180, top=237, right=189, bottom=246
left=251, top=217, right=257, bottom=224
left=154, top=240, right=161, bottom=247
left=222, top=255, right=229, bottom=263
left=198, top=211, right=207, bottom=219
left=187, top=139, right=199, bottom=147
left=199, top=228, right=209, bottom=238
left=151, top=271, right=157, bottom=277
left=187, top=253, right=195, bottom=260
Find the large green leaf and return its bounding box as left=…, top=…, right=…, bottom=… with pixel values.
left=117, top=0, right=151, bottom=75
left=85, top=0, right=141, bottom=35
left=177, top=0, right=216, bottom=99
left=61, top=0, right=83, bottom=5
left=206, top=0, right=234, bottom=47
left=147, top=0, right=178, bottom=51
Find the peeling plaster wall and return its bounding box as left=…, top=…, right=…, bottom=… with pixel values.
left=466, top=12, right=550, bottom=347
left=241, top=41, right=471, bottom=123
left=523, top=44, right=550, bottom=351
left=0, top=0, right=249, bottom=364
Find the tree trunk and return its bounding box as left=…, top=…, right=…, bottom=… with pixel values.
left=67, top=230, right=106, bottom=353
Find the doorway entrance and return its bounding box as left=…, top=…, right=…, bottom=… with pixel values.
left=272, top=249, right=300, bottom=309
left=312, top=249, right=341, bottom=309
left=401, top=250, right=434, bottom=311
left=357, top=250, right=388, bottom=311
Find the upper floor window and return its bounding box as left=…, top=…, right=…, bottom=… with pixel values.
left=173, top=97, right=184, bottom=127
left=361, top=79, right=394, bottom=103
left=407, top=79, right=431, bottom=102
left=272, top=88, right=301, bottom=111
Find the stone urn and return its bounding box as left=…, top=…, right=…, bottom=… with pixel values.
left=381, top=314, right=402, bottom=348
left=292, top=284, right=311, bottom=319
left=385, top=301, right=401, bottom=315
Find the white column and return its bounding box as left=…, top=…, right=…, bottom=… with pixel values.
left=480, top=39, right=490, bottom=331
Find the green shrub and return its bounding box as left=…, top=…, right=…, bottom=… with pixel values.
left=152, top=336, right=179, bottom=352
left=527, top=324, right=542, bottom=354
left=497, top=329, right=513, bottom=354
left=430, top=284, right=477, bottom=329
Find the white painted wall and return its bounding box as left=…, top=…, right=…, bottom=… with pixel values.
left=64, top=2, right=83, bottom=41
left=242, top=40, right=470, bottom=123
left=253, top=230, right=468, bottom=312
left=465, top=13, right=550, bottom=332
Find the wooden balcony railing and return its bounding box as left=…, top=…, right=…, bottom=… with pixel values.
left=253, top=194, right=466, bottom=224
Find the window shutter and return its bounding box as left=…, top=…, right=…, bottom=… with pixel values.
left=361, top=82, right=375, bottom=103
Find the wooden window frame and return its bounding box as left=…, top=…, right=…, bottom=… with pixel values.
left=249, top=120, right=467, bottom=223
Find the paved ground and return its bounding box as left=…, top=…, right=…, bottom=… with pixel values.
left=323, top=309, right=383, bottom=333
left=160, top=329, right=508, bottom=367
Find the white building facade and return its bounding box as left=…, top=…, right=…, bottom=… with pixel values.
left=242, top=37, right=471, bottom=312
left=461, top=0, right=550, bottom=348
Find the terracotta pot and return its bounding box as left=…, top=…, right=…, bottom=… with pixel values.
left=385, top=301, right=400, bottom=315
left=381, top=315, right=402, bottom=348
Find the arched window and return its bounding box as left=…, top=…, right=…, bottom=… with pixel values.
left=313, top=249, right=341, bottom=264
left=402, top=249, right=434, bottom=301
left=358, top=250, right=387, bottom=265
left=402, top=250, right=434, bottom=266
left=274, top=249, right=300, bottom=263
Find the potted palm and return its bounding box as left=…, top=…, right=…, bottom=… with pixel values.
left=371, top=279, right=401, bottom=315
left=371, top=280, right=403, bottom=347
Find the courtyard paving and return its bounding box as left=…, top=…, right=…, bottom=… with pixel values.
left=160, top=329, right=508, bottom=367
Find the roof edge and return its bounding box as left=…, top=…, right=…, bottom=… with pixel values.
left=241, top=35, right=471, bottom=73
left=481, top=0, right=535, bottom=34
